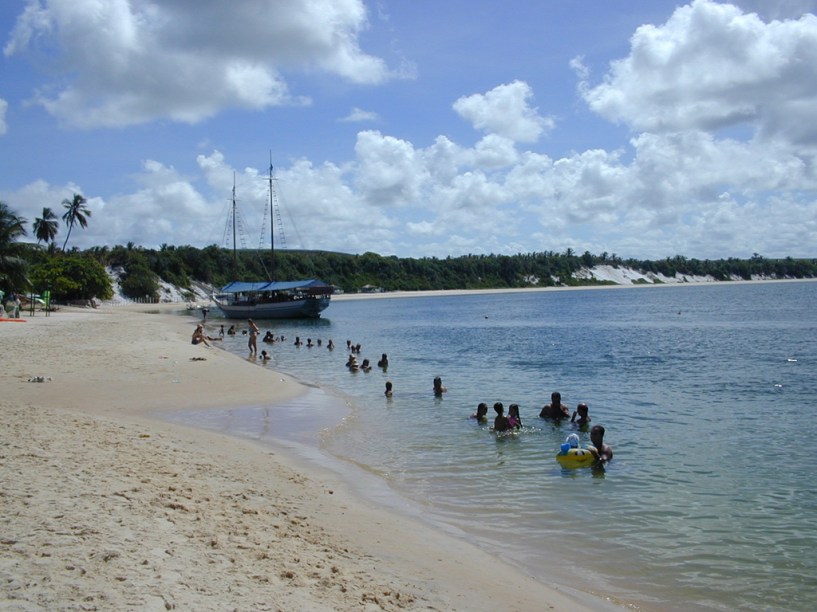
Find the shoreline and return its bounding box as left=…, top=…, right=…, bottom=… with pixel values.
left=1, top=305, right=624, bottom=610
left=331, top=276, right=816, bottom=301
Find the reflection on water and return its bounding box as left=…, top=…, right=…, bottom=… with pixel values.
left=196, top=282, right=817, bottom=610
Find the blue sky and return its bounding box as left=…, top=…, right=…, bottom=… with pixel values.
left=2, top=0, right=817, bottom=260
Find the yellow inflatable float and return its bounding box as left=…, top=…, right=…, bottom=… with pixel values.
left=556, top=434, right=597, bottom=468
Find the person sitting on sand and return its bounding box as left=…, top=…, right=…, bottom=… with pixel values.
left=571, top=403, right=591, bottom=428
left=539, top=391, right=570, bottom=420
left=588, top=424, right=613, bottom=462
left=471, top=402, right=488, bottom=424
left=384, top=381, right=393, bottom=397
left=191, top=324, right=210, bottom=347
left=433, top=376, right=447, bottom=397
left=377, top=353, right=389, bottom=369
left=493, top=402, right=511, bottom=432
left=508, top=404, right=522, bottom=429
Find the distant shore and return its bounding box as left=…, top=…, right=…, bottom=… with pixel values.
left=1, top=304, right=619, bottom=611
left=332, top=276, right=817, bottom=301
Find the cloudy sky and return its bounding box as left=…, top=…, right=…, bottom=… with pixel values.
left=2, top=0, right=817, bottom=260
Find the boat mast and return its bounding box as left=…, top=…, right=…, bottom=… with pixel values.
left=231, top=172, right=237, bottom=277
left=268, top=153, right=275, bottom=281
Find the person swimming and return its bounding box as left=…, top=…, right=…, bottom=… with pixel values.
left=471, top=402, right=488, bottom=423
left=384, top=381, right=393, bottom=397
left=377, top=353, right=389, bottom=369
left=433, top=376, right=447, bottom=396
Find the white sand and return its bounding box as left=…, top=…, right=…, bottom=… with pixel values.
left=0, top=305, right=623, bottom=611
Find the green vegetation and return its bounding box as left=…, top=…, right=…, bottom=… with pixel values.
left=72, top=245, right=817, bottom=295
left=2, top=202, right=817, bottom=303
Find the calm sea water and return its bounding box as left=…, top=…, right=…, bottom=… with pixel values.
left=175, top=282, right=817, bottom=610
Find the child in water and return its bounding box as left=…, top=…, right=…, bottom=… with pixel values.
left=384, top=381, right=393, bottom=397
left=493, top=402, right=511, bottom=432
left=571, top=403, right=591, bottom=428
left=471, top=402, right=488, bottom=423
left=433, top=376, right=447, bottom=396
left=508, top=404, right=522, bottom=429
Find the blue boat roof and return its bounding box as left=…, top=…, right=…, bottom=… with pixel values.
left=220, top=279, right=332, bottom=294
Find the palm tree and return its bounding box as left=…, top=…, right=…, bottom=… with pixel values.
left=61, top=193, right=91, bottom=252
left=33, top=207, right=60, bottom=246
left=0, top=201, right=30, bottom=292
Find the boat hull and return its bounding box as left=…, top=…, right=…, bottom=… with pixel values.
left=214, top=296, right=330, bottom=319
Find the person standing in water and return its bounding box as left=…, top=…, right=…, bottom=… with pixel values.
left=589, top=425, right=613, bottom=462
left=493, top=402, right=511, bottom=432
left=247, top=319, right=259, bottom=355
left=433, top=376, right=447, bottom=397
left=540, top=391, right=570, bottom=420
left=571, top=403, right=591, bottom=428
left=508, top=404, right=522, bottom=429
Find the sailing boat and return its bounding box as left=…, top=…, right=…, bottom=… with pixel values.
left=212, top=161, right=334, bottom=319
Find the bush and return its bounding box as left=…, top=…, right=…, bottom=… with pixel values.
left=29, top=255, right=113, bottom=301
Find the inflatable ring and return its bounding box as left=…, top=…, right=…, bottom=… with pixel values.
left=556, top=447, right=596, bottom=468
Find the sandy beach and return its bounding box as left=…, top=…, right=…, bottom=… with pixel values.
left=1, top=304, right=618, bottom=611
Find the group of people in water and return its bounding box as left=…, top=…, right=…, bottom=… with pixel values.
left=470, top=391, right=613, bottom=463
left=193, top=319, right=612, bottom=465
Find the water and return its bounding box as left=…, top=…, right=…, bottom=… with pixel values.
left=180, top=282, right=817, bottom=610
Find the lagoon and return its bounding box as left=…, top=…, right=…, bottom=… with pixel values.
left=178, top=281, right=817, bottom=610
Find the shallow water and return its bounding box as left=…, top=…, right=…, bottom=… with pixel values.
left=180, top=282, right=817, bottom=610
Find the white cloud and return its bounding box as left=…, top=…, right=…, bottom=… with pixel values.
left=0, top=98, right=7, bottom=134
left=340, top=107, right=380, bottom=123
left=453, top=81, right=554, bottom=143
left=354, top=130, right=429, bottom=207
left=580, top=0, right=817, bottom=144
left=5, top=0, right=390, bottom=127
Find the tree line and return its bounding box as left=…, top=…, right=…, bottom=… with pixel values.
left=2, top=199, right=816, bottom=302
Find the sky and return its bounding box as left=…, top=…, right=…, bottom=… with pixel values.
left=2, top=0, right=817, bottom=261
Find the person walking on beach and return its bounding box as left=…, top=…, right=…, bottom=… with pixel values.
left=247, top=319, right=259, bottom=355
left=540, top=391, right=570, bottom=420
